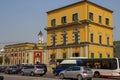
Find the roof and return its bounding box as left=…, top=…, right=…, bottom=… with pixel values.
left=4, top=42, right=36, bottom=47
left=38, top=31, right=43, bottom=36
left=47, top=0, right=113, bottom=13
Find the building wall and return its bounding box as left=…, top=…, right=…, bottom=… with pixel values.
left=46, top=1, right=113, bottom=63
left=4, top=43, right=45, bottom=65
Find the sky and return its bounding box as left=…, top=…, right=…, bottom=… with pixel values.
left=0, top=0, right=120, bottom=48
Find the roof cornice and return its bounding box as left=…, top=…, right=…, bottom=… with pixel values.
left=47, top=0, right=113, bottom=14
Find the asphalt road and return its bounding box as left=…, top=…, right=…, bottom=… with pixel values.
left=0, top=73, right=119, bottom=80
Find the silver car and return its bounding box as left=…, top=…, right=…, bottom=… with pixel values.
left=59, top=66, right=93, bottom=80
left=20, top=65, right=45, bottom=76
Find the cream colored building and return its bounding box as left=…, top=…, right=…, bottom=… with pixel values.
left=0, top=48, right=5, bottom=65
left=4, top=42, right=46, bottom=65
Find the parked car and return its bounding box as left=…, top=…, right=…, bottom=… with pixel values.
left=15, top=64, right=27, bottom=74
left=5, top=65, right=17, bottom=74
left=0, top=76, right=4, bottom=80
left=59, top=66, right=93, bottom=80
left=20, top=64, right=47, bottom=76
left=53, top=64, right=75, bottom=76
left=0, top=66, right=7, bottom=73
left=35, top=64, right=47, bottom=75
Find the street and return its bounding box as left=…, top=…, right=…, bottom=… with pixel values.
left=0, top=73, right=119, bottom=80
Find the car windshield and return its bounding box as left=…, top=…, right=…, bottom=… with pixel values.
left=57, top=64, right=75, bottom=68
left=83, top=67, right=91, bottom=71
left=36, top=65, right=44, bottom=68
left=10, top=66, right=17, bottom=68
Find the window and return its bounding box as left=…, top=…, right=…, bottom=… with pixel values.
left=61, top=16, right=66, bottom=23
left=73, top=28, right=79, bottom=44
left=23, top=53, right=25, bottom=57
left=52, top=36, right=56, bottom=46
left=19, top=60, right=20, bottom=64
left=62, top=31, right=67, bottom=45
left=27, top=53, right=29, bottom=56
left=99, top=16, right=102, bottom=23
left=107, top=54, right=110, bottom=58
left=72, top=13, right=78, bottom=21
left=72, top=66, right=80, bottom=71
left=90, top=33, right=94, bottom=43
left=89, top=12, right=94, bottom=21
left=72, top=53, right=79, bottom=57
left=74, top=32, right=79, bottom=44
left=36, top=53, right=40, bottom=56
left=51, top=19, right=56, bottom=26
left=107, top=37, right=110, bottom=45
left=50, top=54, right=55, bottom=62
left=99, top=35, right=102, bottom=44
left=91, top=53, right=94, bottom=58
left=106, top=18, right=109, bottom=25
left=63, top=53, right=66, bottom=59
left=52, top=33, right=56, bottom=46
left=27, top=59, right=29, bottom=63
left=63, top=34, right=67, bottom=45
left=23, top=59, right=24, bottom=63
left=99, top=53, right=102, bottom=58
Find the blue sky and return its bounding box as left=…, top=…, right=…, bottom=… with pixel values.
left=0, top=0, right=119, bottom=48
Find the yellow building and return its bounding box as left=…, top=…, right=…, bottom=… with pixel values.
left=45, top=0, right=114, bottom=62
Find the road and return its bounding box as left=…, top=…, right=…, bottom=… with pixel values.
left=0, top=73, right=119, bottom=80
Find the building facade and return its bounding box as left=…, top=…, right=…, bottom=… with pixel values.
left=4, top=43, right=46, bottom=65
left=45, top=0, right=114, bottom=63
left=0, top=48, right=5, bottom=65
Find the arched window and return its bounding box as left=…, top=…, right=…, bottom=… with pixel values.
left=107, top=37, right=110, bottom=45
left=90, top=33, right=94, bottom=43
left=52, top=33, right=56, bottom=46
left=63, top=53, right=66, bottom=59
left=99, top=35, right=102, bottom=44
left=61, top=31, right=67, bottom=45
left=50, top=54, right=56, bottom=62
left=72, top=53, right=79, bottom=57
left=73, top=28, right=79, bottom=44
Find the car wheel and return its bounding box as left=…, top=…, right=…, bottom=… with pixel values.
left=59, top=74, right=64, bottom=79
left=87, top=78, right=92, bottom=80
left=54, top=72, right=58, bottom=76
left=30, top=72, right=34, bottom=76
left=77, top=75, right=83, bottom=80
left=40, top=74, right=44, bottom=76
left=94, top=71, right=100, bottom=78
left=21, top=71, right=24, bottom=76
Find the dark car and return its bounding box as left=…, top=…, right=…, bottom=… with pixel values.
left=15, top=64, right=26, bottom=74
left=5, top=65, right=17, bottom=74
left=53, top=64, right=76, bottom=76
left=0, top=66, right=7, bottom=72
left=0, top=76, right=4, bottom=80
left=0, top=66, right=7, bottom=73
